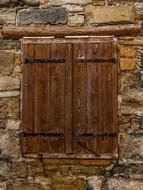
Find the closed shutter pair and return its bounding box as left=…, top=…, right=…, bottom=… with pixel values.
left=21, top=38, right=118, bottom=159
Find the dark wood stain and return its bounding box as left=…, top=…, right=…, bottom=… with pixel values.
left=22, top=38, right=118, bottom=159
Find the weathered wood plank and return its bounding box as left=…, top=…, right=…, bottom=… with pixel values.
left=22, top=40, right=70, bottom=154
left=72, top=39, right=118, bottom=156
left=2, top=24, right=141, bottom=38
left=22, top=38, right=118, bottom=159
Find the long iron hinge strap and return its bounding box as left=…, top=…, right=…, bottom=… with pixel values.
left=23, top=58, right=65, bottom=64
left=19, top=132, right=64, bottom=137
left=77, top=58, right=116, bottom=63
left=77, top=132, right=117, bottom=137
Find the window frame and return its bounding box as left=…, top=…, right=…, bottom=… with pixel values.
left=21, top=37, right=119, bottom=161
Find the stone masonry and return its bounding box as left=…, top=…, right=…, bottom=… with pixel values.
left=0, top=0, right=143, bottom=190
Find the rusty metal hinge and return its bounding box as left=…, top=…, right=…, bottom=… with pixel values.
left=77, top=57, right=116, bottom=63
left=77, top=132, right=117, bottom=137
left=23, top=58, right=65, bottom=64
left=19, top=132, right=64, bottom=137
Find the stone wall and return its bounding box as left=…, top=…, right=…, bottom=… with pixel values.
left=0, top=0, right=143, bottom=189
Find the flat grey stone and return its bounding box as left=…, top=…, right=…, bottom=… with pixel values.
left=22, top=0, right=40, bottom=5
left=17, top=7, right=68, bottom=25
left=0, top=8, right=16, bottom=24
left=0, top=0, right=10, bottom=5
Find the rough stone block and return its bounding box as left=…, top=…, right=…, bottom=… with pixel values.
left=0, top=39, right=21, bottom=50
left=119, top=116, right=143, bottom=133
left=119, top=133, right=143, bottom=160
left=23, top=0, right=40, bottom=5
left=0, top=120, right=6, bottom=129
left=85, top=5, right=136, bottom=25
left=0, top=0, right=10, bottom=5
left=13, top=66, right=22, bottom=75
left=0, top=161, right=11, bottom=178
left=6, top=119, right=20, bottom=130
left=17, top=8, right=68, bottom=25
left=0, top=9, right=16, bottom=24
left=47, top=0, right=92, bottom=6
left=130, top=174, right=143, bottom=181
left=0, top=130, right=20, bottom=158
left=110, top=163, right=143, bottom=178
left=87, top=176, right=102, bottom=190
left=10, top=181, right=46, bottom=190
left=0, top=27, right=2, bottom=39
left=26, top=160, right=45, bottom=177
left=122, top=88, right=143, bottom=105
left=120, top=46, right=136, bottom=58
left=119, top=37, right=143, bottom=46
left=0, top=181, right=7, bottom=190
left=135, top=3, right=143, bottom=19
left=0, top=91, right=20, bottom=98
left=40, top=0, right=48, bottom=7
left=0, top=97, right=20, bottom=119
left=0, top=50, right=15, bottom=75
left=53, top=184, right=86, bottom=190
left=0, top=76, right=20, bottom=91
left=107, top=178, right=143, bottom=190
left=53, top=175, right=86, bottom=189
left=34, top=177, right=51, bottom=189
left=0, top=0, right=40, bottom=6
left=14, top=51, right=21, bottom=66
left=121, top=73, right=143, bottom=116
left=93, top=0, right=106, bottom=6
left=64, top=5, right=83, bottom=12
left=120, top=58, right=136, bottom=71
left=53, top=178, right=86, bottom=190
left=71, top=166, right=99, bottom=176
left=120, top=72, right=141, bottom=90
left=12, top=162, right=28, bottom=178
left=121, top=103, right=143, bottom=116
left=118, top=116, right=131, bottom=133
left=13, top=51, right=22, bottom=75
left=68, top=15, right=84, bottom=26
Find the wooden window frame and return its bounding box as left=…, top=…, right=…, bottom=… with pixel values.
left=21, top=37, right=118, bottom=164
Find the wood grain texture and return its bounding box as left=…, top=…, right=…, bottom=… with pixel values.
left=2, top=24, right=141, bottom=38
left=22, top=38, right=118, bottom=159
left=22, top=41, right=69, bottom=154
left=72, top=40, right=118, bottom=156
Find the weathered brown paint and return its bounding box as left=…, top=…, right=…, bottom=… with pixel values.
left=72, top=41, right=118, bottom=155
left=22, top=38, right=118, bottom=159
left=2, top=24, right=141, bottom=38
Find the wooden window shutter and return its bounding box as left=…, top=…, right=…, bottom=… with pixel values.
left=72, top=41, right=118, bottom=158
left=21, top=40, right=72, bottom=155
left=21, top=38, right=118, bottom=159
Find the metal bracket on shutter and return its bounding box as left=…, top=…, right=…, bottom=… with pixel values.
left=19, top=132, right=64, bottom=137
left=77, top=132, right=117, bottom=137
left=77, top=58, right=116, bottom=63
left=23, top=58, right=65, bottom=64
